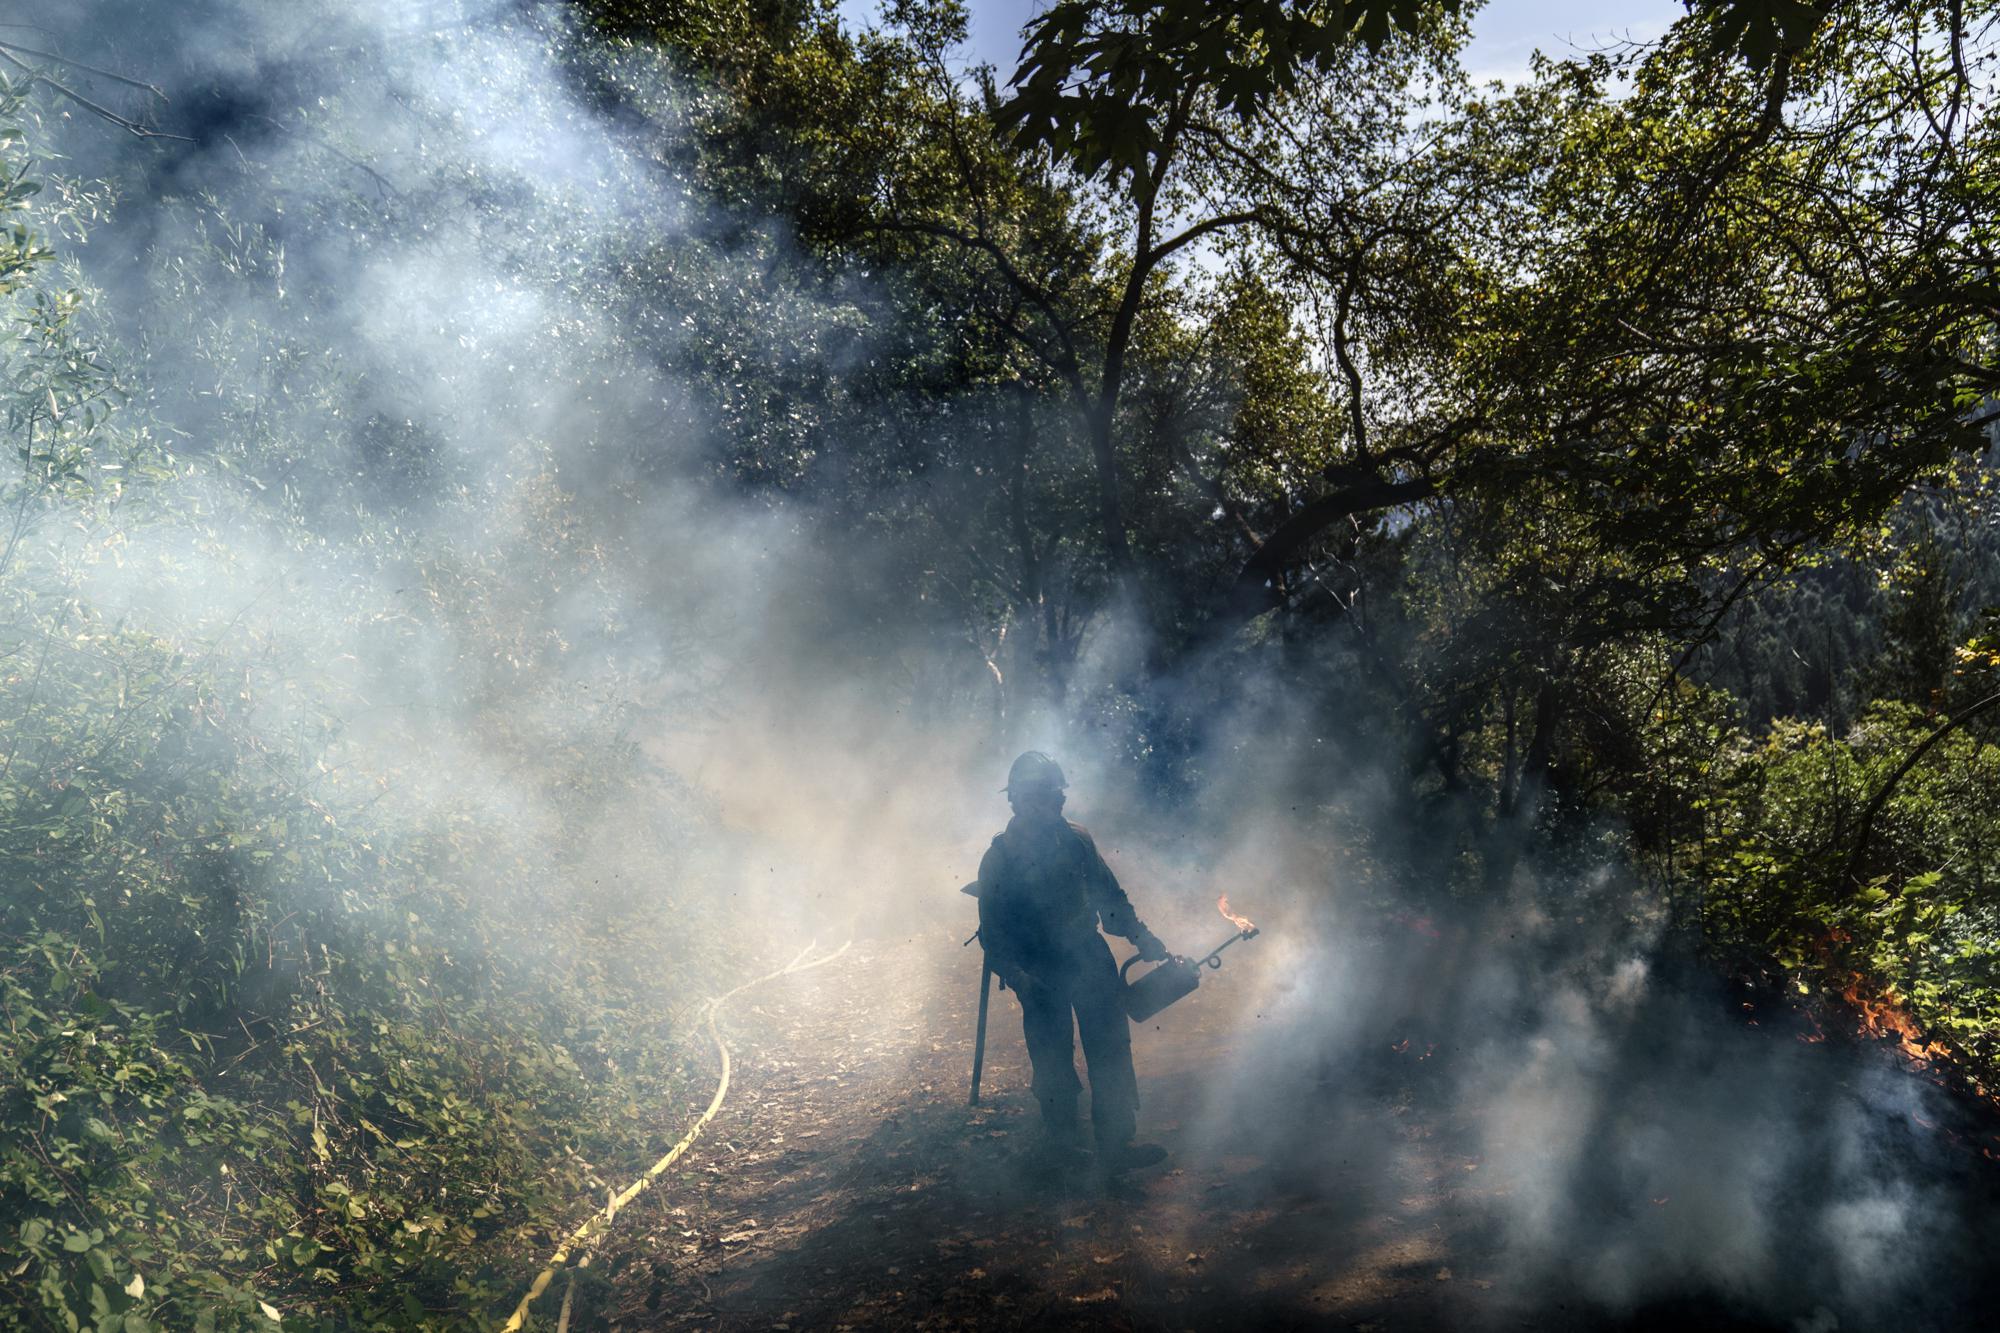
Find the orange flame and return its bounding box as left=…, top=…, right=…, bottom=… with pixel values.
left=1839, top=971, right=1952, bottom=1067
left=1798, top=933, right=2000, bottom=1121
left=1217, top=895, right=1255, bottom=934
left=1805, top=930, right=1962, bottom=1081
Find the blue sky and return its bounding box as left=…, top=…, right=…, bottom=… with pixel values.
left=835, top=0, right=1689, bottom=85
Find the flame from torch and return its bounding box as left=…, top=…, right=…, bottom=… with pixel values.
left=1218, top=895, right=1255, bottom=934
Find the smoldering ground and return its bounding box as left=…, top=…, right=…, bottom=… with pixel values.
left=1162, top=859, right=2000, bottom=1329
left=13, top=2, right=2000, bottom=1329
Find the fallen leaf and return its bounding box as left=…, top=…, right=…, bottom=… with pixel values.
left=1072, top=1288, right=1119, bottom=1304
left=1435, top=1267, right=1453, bottom=1281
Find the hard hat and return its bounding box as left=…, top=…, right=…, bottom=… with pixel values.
left=1005, top=751, right=1067, bottom=793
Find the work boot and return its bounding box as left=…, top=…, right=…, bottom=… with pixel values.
left=1099, top=1141, right=1167, bottom=1174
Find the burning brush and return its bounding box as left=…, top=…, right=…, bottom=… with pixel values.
left=1119, top=896, right=1263, bottom=1023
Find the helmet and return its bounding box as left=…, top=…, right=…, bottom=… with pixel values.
left=1004, top=751, right=1067, bottom=794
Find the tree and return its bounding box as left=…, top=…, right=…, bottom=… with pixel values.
left=767, top=1, right=1454, bottom=607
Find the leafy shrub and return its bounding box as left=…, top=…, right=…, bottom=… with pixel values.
left=0, top=84, right=703, bottom=1332
left=1686, top=700, right=2000, bottom=1084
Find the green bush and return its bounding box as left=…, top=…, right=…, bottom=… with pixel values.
left=0, top=84, right=701, bottom=1331
left=1686, top=699, right=2000, bottom=1085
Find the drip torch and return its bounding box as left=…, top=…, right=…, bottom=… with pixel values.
left=1119, top=897, right=1262, bottom=1023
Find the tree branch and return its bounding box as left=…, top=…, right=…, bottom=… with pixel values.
left=1845, top=686, right=2000, bottom=886
left=0, top=48, right=191, bottom=141
left=866, top=216, right=1086, bottom=394
left=1222, top=473, right=1438, bottom=622
left=1143, top=208, right=1264, bottom=266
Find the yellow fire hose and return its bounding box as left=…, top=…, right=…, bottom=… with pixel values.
left=501, top=939, right=853, bottom=1331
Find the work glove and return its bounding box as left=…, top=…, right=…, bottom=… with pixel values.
left=1133, top=927, right=1168, bottom=963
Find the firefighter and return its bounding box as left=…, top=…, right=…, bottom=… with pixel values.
left=975, top=751, right=1170, bottom=1173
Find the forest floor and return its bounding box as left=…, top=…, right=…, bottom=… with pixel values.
left=580, top=929, right=2000, bottom=1333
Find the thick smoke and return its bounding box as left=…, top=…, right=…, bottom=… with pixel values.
left=1108, top=722, right=1994, bottom=1328
left=19, top=2, right=1997, bottom=1329
left=28, top=0, right=1006, bottom=945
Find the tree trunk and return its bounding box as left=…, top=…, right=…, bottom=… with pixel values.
left=1087, top=393, right=1132, bottom=580
left=1484, top=674, right=1561, bottom=895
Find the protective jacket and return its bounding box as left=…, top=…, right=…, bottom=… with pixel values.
left=975, top=817, right=1147, bottom=978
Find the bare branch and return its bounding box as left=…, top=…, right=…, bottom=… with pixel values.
left=0, top=48, right=192, bottom=141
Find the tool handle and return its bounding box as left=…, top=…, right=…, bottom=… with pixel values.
left=1122, top=952, right=1193, bottom=982
left=1195, top=926, right=1260, bottom=970
left=968, top=961, right=992, bottom=1106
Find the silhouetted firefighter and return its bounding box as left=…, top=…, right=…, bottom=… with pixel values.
left=968, top=752, right=1170, bottom=1174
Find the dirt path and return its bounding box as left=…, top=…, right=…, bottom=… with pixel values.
left=592, top=930, right=1510, bottom=1331
left=579, top=928, right=2000, bottom=1332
